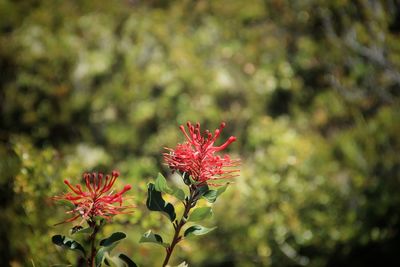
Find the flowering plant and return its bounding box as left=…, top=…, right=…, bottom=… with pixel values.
left=52, top=171, right=137, bottom=267
left=141, top=122, right=239, bottom=266
left=53, top=121, right=239, bottom=267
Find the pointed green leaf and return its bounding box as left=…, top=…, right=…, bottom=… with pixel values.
left=202, top=190, right=217, bottom=203
left=184, top=225, right=217, bottom=237
left=217, top=183, right=229, bottom=195
left=52, top=235, right=86, bottom=257
left=196, top=184, right=209, bottom=197
left=146, top=183, right=176, bottom=221
left=95, top=248, right=106, bottom=267
left=139, top=230, right=169, bottom=248
left=155, top=173, right=185, bottom=201
left=188, top=207, right=213, bottom=222
left=155, top=173, right=169, bottom=193
left=100, top=232, right=126, bottom=247
left=71, top=226, right=92, bottom=235
left=170, top=187, right=185, bottom=201
left=118, top=254, right=138, bottom=267
left=96, top=232, right=127, bottom=266
left=202, top=183, right=229, bottom=203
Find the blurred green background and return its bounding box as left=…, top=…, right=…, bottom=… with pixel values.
left=1, top=0, right=400, bottom=266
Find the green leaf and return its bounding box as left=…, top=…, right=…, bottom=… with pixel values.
left=139, top=230, right=169, bottom=248
left=102, top=253, right=119, bottom=267
left=51, top=235, right=86, bottom=257
left=146, top=183, right=176, bottom=221
left=96, top=232, right=127, bottom=267
left=196, top=184, right=209, bottom=197
left=181, top=172, right=191, bottom=185
left=100, top=232, right=126, bottom=247
left=188, top=207, right=213, bottom=222
left=100, top=253, right=138, bottom=267
left=188, top=174, right=199, bottom=185
left=118, top=254, right=138, bottom=267
left=184, top=225, right=217, bottom=237
left=96, top=248, right=107, bottom=267
left=202, top=190, right=217, bottom=203
left=202, top=183, right=229, bottom=203
left=71, top=226, right=92, bottom=235
left=155, top=173, right=185, bottom=201
left=170, top=187, right=186, bottom=201
left=155, top=173, right=169, bottom=192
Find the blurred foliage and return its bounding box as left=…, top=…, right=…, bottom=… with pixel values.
left=1, top=0, right=400, bottom=266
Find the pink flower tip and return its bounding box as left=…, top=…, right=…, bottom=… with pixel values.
left=124, top=184, right=132, bottom=191
left=112, top=170, right=120, bottom=177
left=228, top=136, right=236, bottom=142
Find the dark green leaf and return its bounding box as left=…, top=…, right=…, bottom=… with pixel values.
left=139, top=230, right=169, bottom=248
left=184, top=225, right=217, bottom=237
left=96, top=232, right=127, bottom=266
left=118, top=254, right=138, bottom=267
left=196, top=184, right=209, bottom=197
left=182, top=172, right=191, bottom=185
left=188, top=207, right=213, bottom=222
left=52, top=235, right=86, bottom=257
left=202, top=190, right=217, bottom=203
left=100, top=232, right=126, bottom=247
left=202, top=183, right=229, bottom=203
left=146, top=183, right=176, bottom=221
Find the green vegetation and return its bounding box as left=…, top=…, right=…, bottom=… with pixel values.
left=1, top=0, right=399, bottom=266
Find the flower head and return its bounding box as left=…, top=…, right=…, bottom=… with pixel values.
left=53, top=170, right=133, bottom=225
left=164, top=121, right=240, bottom=186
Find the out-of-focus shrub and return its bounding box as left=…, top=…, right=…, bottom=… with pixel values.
left=1, top=0, right=399, bottom=266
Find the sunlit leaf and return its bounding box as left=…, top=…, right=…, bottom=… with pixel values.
left=184, top=225, right=217, bottom=237
left=155, top=173, right=185, bottom=201
left=188, top=207, right=213, bottom=222
left=139, top=230, right=169, bottom=248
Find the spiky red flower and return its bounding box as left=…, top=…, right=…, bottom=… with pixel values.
left=164, top=122, right=240, bottom=186
left=53, top=170, right=133, bottom=225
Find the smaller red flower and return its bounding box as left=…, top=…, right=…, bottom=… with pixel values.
left=164, top=121, right=240, bottom=186
left=53, top=170, right=134, bottom=225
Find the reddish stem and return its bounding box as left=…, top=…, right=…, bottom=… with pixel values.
left=162, top=186, right=197, bottom=267
left=88, top=220, right=99, bottom=267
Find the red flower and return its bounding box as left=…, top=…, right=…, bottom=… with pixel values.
left=164, top=122, right=240, bottom=186
left=54, top=171, right=133, bottom=225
